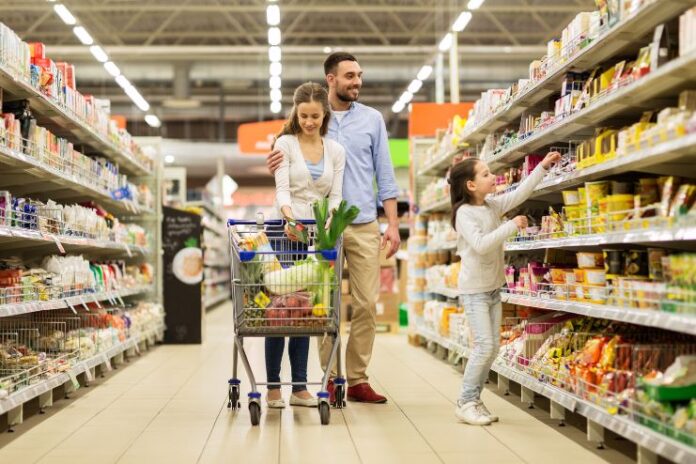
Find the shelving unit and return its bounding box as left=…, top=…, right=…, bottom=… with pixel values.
left=409, top=2, right=696, bottom=462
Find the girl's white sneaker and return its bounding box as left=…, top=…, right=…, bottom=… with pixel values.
left=455, top=401, right=492, bottom=425
left=477, top=401, right=499, bottom=422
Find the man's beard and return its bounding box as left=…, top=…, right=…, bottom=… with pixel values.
left=337, top=87, right=360, bottom=102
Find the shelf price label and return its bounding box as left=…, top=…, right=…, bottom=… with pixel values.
left=122, top=243, right=133, bottom=258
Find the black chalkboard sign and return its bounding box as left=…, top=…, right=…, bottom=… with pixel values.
left=162, top=206, right=204, bottom=343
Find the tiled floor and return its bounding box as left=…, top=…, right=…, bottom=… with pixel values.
left=0, top=302, right=629, bottom=464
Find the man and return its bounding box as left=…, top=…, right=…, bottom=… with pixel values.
left=266, top=52, right=400, bottom=404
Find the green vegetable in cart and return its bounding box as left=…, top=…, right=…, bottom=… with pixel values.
left=263, top=259, right=321, bottom=295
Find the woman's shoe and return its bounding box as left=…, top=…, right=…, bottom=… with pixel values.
left=290, top=393, right=318, bottom=407
left=266, top=394, right=286, bottom=409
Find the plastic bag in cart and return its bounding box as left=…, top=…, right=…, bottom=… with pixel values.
left=267, top=292, right=313, bottom=327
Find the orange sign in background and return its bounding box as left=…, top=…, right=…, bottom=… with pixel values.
left=408, top=102, right=473, bottom=138
left=237, top=120, right=287, bottom=155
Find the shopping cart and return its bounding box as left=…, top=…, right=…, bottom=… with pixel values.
left=226, top=215, right=346, bottom=426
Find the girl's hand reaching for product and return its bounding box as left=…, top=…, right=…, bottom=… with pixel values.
left=513, top=215, right=528, bottom=230
left=541, top=151, right=562, bottom=169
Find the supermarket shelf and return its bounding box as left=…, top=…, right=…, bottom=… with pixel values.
left=205, top=276, right=231, bottom=286
left=204, top=260, right=230, bottom=268
left=0, top=66, right=152, bottom=177
left=419, top=198, right=451, bottom=215
left=415, top=324, right=696, bottom=464
left=485, top=51, right=696, bottom=169
left=204, top=292, right=229, bottom=309
left=0, top=144, right=149, bottom=217
left=0, top=285, right=153, bottom=318
left=203, top=222, right=226, bottom=237
left=506, top=224, right=696, bottom=251
left=427, top=241, right=457, bottom=252
left=459, top=0, right=692, bottom=150
left=0, top=226, right=149, bottom=256
left=533, top=133, right=696, bottom=198
left=417, top=149, right=461, bottom=177
left=0, top=323, right=165, bottom=416
left=429, top=287, right=460, bottom=299
left=186, top=201, right=225, bottom=222
left=500, top=292, right=696, bottom=336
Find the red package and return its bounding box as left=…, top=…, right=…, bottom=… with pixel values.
left=29, top=42, right=45, bottom=59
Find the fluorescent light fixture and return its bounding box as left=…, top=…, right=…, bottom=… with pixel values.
left=54, top=4, right=76, bottom=25
left=145, top=114, right=161, bottom=128
left=115, top=75, right=131, bottom=89
left=104, top=61, right=121, bottom=77
left=270, top=89, right=282, bottom=102
left=408, top=79, right=423, bottom=94
left=89, top=45, right=108, bottom=63
left=270, top=101, right=282, bottom=114
left=392, top=101, right=406, bottom=113
left=268, top=27, right=281, bottom=46
left=269, top=76, right=281, bottom=90
left=268, top=46, right=282, bottom=62
left=399, top=91, right=413, bottom=104
left=164, top=155, right=175, bottom=164
left=417, top=65, right=433, bottom=81
left=124, top=85, right=150, bottom=112
left=467, top=0, right=485, bottom=10
left=323, top=47, right=332, bottom=54
left=438, top=33, right=453, bottom=52
left=73, top=26, right=93, bottom=45
left=266, top=5, right=280, bottom=26
left=269, top=61, right=282, bottom=76
left=452, top=12, right=473, bottom=32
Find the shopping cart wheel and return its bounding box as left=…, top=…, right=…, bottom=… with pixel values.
left=319, top=401, right=331, bottom=425
left=334, top=385, right=346, bottom=409
left=249, top=402, right=261, bottom=426
left=228, top=385, right=240, bottom=410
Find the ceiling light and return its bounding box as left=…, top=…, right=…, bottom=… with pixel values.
left=104, top=61, right=121, bottom=77
left=452, top=12, right=473, bottom=32
left=438, top=33, right=453, bottom=52
left=124, top=85, right=150, bottom=112
left=269, top=76, right=281, bottom=90
left=268, top=27, right=281, bottom=46
left=89, top=45, right=108, bottom=63
left=164, top=155, right=175, bottom=164
left=268, top=46, right=282, bottom=62
left=266, top=5, right=280, bottom=26
left=53, top=4, right=76, bottom=25
left=269, top=62, right=282, bottom=76
left=467, top=0, right=485, bottom=10
left=399, top=91, right=413, bottom=104
left=323, top=47, right=332, bottom=54
left=270, top=89, right=282, bottom=102
left=408, top=79, right=423, bottom=94
left=115, top=75, right=131, bottom=89
left=145, top=114, right=161, bottom=128
left=417, top=65, right=433, bottom=81
left=72, top=26, right=93, bottom=45
left=392, top=101, right=405, bottom=113
left=270, top=101, right=282, bottom=114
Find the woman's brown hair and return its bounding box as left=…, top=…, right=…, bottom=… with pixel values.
left=276, top=82, right=331, bottom=142
left=450, top=157, right=482, bottom=230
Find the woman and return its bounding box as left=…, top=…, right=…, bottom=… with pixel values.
left=267, top=82, right=346, bottom=408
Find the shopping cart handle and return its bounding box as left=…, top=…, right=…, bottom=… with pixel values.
left=227, top=218, right=317, bottom=226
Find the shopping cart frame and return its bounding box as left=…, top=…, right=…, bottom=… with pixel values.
left=226, top=216, right=346, bottom=426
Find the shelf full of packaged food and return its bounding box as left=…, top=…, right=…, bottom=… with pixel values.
left=500, top=292, right=696, bottom=336
left=414, top=324, right=696, bottom=464
left=0, top=285, right=153, bottom=318
left=429, top=287, right=460, bottom=299
left=506, top=224, right=696, bottom=251
left=458, top=0, right=693, bottom=148
left=485, top=50, right=696, bottom=170
left=531, top=133, right=696, bottom=198
left=0, top=66, right=152, bottom=177
left=0, top=323, right=165, bottom=416
left=204, top=292, right=229, bottom=310
left=0, top=143, right=151, bottom=217
left=419, top=198, right=451, bottom=215
left=0, top=226, right=149, bottom=256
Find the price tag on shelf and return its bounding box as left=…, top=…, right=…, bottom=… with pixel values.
left=122, top=243, right=133, bottom=258
left=84, top=367, right=94, bottom=383
left=103, top=357, right=113, bottom=372
left=133, top=340, right=141, bottom=354
left=64, top=300, right=78, bottom=315
left=94, top=298, right=103, bottom=309
left=116, top=295, right=126, bottom=307
left=78, top=296, right=90, bottom=311
left=43, top=233, right=66, bottom=254
left=67, top=372, right=80, bottom=390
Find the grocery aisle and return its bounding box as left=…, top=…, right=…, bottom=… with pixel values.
left=0, top=301, right=627, bottom=464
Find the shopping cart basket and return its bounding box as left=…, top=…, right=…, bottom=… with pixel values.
left=226, top=215, right=346, bottom=426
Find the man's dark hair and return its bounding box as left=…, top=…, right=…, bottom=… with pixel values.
left=323, top=52, right=358, bottom=76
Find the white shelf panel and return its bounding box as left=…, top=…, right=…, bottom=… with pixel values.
left=485, top=51, right=696, bottom=169
left=0, top=226, right=149, bottom=256
left=415, top=324, right=696, bottom=464
left=204, top=292, right=229, bottom=309
left=0, top=286, right=152, bottom=318
left=459, top=0, right=692, bottom=150
left=0, top=323, right=164, bottom=415
left=500, top=292, right=696, bottom=336
left=0, top=66, right=152, bottom=177
left=419, top=198, right=451, bottom=215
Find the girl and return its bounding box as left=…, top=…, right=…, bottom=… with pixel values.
left=450, top=151, right=560, bottom=425
left=267, top=82, right=346, bottom=409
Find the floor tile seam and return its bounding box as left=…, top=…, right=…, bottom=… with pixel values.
left=195, top=396, right=229, bottom=464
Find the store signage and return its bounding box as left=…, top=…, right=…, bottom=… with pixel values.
left=238, top=119, right=287, bottom=154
